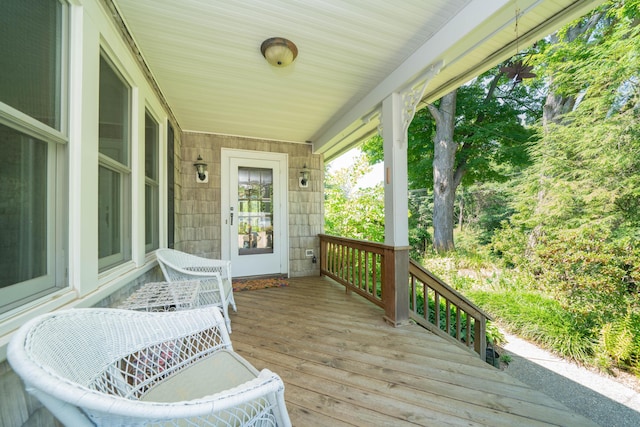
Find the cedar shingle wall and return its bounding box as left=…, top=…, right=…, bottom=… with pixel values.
left=179, top=132, right=323, bottom=277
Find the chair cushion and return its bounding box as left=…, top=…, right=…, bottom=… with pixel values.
left=141, top=350, right=258, bottom=402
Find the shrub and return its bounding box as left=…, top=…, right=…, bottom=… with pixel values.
left=597, top=310, right=640, bottom=375
left=535, top=226, right=640, bottom=322
left=467, top=289, right=595, bottom=364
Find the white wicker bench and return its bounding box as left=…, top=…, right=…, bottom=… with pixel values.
left=156, top=249, right=237, bottom=332
left=8, top=307, right=291, bottom=426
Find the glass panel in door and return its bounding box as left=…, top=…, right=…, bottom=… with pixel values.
left=237, top=167, right=274, bottom=256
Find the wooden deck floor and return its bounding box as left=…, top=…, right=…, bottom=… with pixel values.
left=229, top=276, right=596, bottom=427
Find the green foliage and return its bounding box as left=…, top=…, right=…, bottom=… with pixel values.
left=408, top=190, right=433, bottom=258
left=486, top=321, right=506, bottom=346
left=467, top=289, right=595, bottom=364
left=481, top=1, right=640, bottom=375
left=490, top=225, right=529, bottom=269
left=597, top=309, right=640, bottom=374
left=500, top=353, right=513, bottom=364
left=359, top=62, right=541, bottom=254
left=324, top=155, right=385, bottom=242
left=533, top=227, right=640, bottom=319
left=334, top=0, right=640, bottom=377
left=542, top=0, right=640, bottom=108
left=361, top=69, right=540, bottom=194
left=459, top=182, right=516, bottom=245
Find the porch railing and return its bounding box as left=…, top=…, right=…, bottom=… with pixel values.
left=409, top=260, right=490, bottom=357
left=319, top=234, right=490, bottom=358
left=318, top=234, right=391, bottom=309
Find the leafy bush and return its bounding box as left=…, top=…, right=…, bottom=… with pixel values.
left=490, top=224, right=530, bottom=269
left=596, top=310, right=640, bottom=375
left=534, top=226, right=640, bottom=322
left=467, top=289, right=595, bottom=364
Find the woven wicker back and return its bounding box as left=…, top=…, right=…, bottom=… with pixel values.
left=156, top=249, right=231, bottom=282
left=21, top=308, right=231, bottom=396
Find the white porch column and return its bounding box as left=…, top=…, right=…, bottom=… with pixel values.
left=381, top=92, right=410, bottom=326
left=382, top=61, right=442, bottom=246
left=380, top=63, right=443, bottom=326
left=382, top=93, right=409, bottom=247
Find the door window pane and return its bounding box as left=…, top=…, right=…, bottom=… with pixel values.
left=237, top=167, right=274, bottom=255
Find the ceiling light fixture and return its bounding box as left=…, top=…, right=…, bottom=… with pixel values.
left=261, top=37, right=298, bottom=67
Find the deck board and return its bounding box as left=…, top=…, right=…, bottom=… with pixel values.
left=229, top=276, right=596, bottom=426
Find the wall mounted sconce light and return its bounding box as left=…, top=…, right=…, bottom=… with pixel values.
left=299, top=164, right=310, bottom=188
left=261, top=37, right=298, bottom=67
left=194, top=155, right=208, bottom=183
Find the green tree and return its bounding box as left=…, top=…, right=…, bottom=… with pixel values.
left=362, top=65, right=542, bottom=252
left=501, top=0, right=640, bottom=252
left=491, top=0, right=640, bottom=371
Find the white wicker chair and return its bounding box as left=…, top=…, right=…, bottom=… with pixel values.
left=156, top=248, right=237, bottom=331
left=8, top=307, right=291, bottom=427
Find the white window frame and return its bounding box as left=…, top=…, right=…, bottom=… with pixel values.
left=144, top=108, right=160, bottom=253
left=0, top=0, right=69, bottom=315
left=98, top=52, right=132, bottom=272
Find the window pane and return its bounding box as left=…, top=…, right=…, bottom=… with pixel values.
left=167, top=123, right=175, bottom=249
left=145, top=112, right=158, bottom=180
left=98, top=166, right=122, bottom=260
left=237, top=167, right=274, bottom=255
left=145, top=184, right=159, bottom=251
left=0, top=123, right=48, bottom=287
left=0, top=0, right=62, bottom=129
left=99, top=57, right=129, bottom=165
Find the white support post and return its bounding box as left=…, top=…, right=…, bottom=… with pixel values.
left=381, top=93, right=409, bottom=326
left=380, top=62, right=443, bottom=326
left=382, top=93, right=409, bottom=248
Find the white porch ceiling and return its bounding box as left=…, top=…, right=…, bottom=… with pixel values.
left=111, top=0, right=603, bottom=160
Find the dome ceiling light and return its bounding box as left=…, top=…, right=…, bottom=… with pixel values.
left=261, top=37, right=298, bottom=67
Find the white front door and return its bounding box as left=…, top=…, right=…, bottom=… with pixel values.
left=221, top=149, right=288, bottom=277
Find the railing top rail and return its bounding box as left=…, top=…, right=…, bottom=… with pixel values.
left=319, top=234, right=410, bottom=252
left=409, top=260, right=492, bottom=321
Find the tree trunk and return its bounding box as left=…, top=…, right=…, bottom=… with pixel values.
left=429, top=90, right=458, bottom=253
left=458, top=186, right=464, bottom=231
left=426, top=71, right=502, bottom=253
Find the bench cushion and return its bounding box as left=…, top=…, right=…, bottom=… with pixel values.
left=141, top=350, right=258, bottom=402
